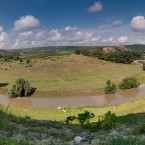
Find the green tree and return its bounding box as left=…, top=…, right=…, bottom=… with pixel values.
left=104, top=80, right=116, bottom=94
left=8, top=78, right=31, bottom=98
left=119, top=77, right=140, bottom=89
left=143, top=63, right=145, bottom=71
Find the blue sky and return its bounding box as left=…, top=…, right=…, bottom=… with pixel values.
left=0, top=0, right=145, bottom=48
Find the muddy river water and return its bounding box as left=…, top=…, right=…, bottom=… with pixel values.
left=0, top=84, right=145, bottom=108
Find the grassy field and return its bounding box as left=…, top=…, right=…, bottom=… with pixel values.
left=0, top=53, right=145, bottom=97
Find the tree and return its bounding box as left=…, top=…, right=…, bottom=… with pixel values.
left=119, top=77, right=140, bottom=89
left=8, top=78, right=31, bottom=98
left=143, top=63, right=145, bottom=71
left=104, top=80, right=116, bottom=94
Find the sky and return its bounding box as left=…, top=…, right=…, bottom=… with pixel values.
left=0, top=0, right=145, bottom=49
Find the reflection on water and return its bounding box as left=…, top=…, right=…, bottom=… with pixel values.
left=10, top=98, right=32, bottom=108
left=0, top=85, right=145, bottom=108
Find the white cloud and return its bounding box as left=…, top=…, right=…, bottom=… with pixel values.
left=88, top=1, right=103, bottom=13
left=65, top=26, right=77, bottom=31
left=98, top=24, right=111, bottom=30
left=0, top=27, right=8, bottom=48
left=98, top=20, right=123, bottom=30
left=112, top=20, right=123, bottom=26
left=131, top=16, right=145, bottom=32
left=0, top=26, right=3, bottom=32
left=117, top=36, right=128, bottom=43
left=13, top=15, right=40, bottom=31
left=103, top=36, right=128, bottom=44
left=0, top=16, right=131, bottom=48
left=20, top=31, right=33, bottom=36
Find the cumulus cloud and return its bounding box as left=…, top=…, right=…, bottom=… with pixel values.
left=112, top=20, right=123, bottom=26
left=0, top=15, right=130, bottom=49
left=88, top=1, right=103, bottom=13
left=117, top=36, right=128, bottom=43
left=13, top=15, right=40, bottom=31
left=103, top=36, right=128, bottom=44
left=65, top=26, right=77, bottom=31
left=131, top=16, right=145, bottom=32
left=0, top=26, right=3, bottom=32
left=98, top=20, right=123, bottom=30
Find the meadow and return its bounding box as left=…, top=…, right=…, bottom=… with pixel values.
left=0, top=51, right=144, bottom=97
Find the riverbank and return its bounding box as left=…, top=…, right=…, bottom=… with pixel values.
left=0, top=84, right=144, bottom=109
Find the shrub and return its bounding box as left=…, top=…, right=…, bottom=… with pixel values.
left=134, top=124, right=145, bottom=134
left=106, top=137, right=145, bottom=145
left=104, top=80, right=116, bottom=94
left=77, top=111, right=95, bottom=125
left=8, top=78, right=31, bottom=98
left=26, top=59, right=31, bottom=64
left=101, top=111, right=117, bottom=130
left=119, top=77, right=140, bottom=89
left=65, top=111, right=95, bottom=129
left=143, top=63, right=145, bottom=71
left=65, top=116, right=76, bottom=124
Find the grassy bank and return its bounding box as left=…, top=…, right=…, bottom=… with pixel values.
left=3, top=96, right=145, bottom=121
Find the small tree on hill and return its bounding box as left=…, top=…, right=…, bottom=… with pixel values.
left=8, top=78, right=31, bottom=98
left=143, top=63, right=145, bottom=71
left=119, top=77, right=140, bottom=89
left=104, top=80, right=116, bottom=94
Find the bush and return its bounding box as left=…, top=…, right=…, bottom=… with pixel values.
left=101, top=111, right=117, bottom=130
left=8, top=78, right=31, bottom=98
left=77, top=111, right=95, bottom=125
left=104, top=80, right=116, bottom=94
left=119, top=77, right=140, bottom=89
left=143, top=63, right=145, bottom=71
left=106, top=137, right=145, bottom=145
left=65, top=111, right=95, bottom=129
left=134, top=124, right=145, bottom=134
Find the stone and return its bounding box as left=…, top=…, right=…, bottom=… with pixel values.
left=74, top=136, right=83, bottom=144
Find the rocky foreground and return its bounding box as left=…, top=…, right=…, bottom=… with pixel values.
left=1, top=117, right=145, bottom=145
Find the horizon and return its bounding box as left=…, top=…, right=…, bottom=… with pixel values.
left=0, top=0, right=145, bottom=49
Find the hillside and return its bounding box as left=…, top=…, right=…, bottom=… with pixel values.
left=0, top=49, right=20, bottom=57
left=0, top=54, right=144, bottom=97
left=125, top=44, right=145, bottom=52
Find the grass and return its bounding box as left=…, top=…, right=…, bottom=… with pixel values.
left=105, top=137, right=145, bottom=145
left=0, top=53, right=144, bottom=97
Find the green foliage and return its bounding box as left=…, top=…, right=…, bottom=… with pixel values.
left=0, top=138, right=31, bottom=145
left=104, top=80, right=116, bottom=94
left=143, top=63, right=145, bottom=71
left=75, top=48, right=143, bottom=64
left=106, top=137, right=145, bottom=145
left=77, top=111, right=95, bottom=125
left=1, top=56, right=22, bottom=62
left=104, top=51, right=143, bottom=64
left=74, top=47, right=103, bottom=57
left=8, top=78, right=32, bottom=98
left=25, top=59, right=31, bottom=64
left=119, top=77, right=140, bottom=89
left=65, top=111, right=95, bottom=129
left=101, top=111, right=117, bottom=130
left=65, top=116, right=76, bottom=123
left=134, top=124, right=145, bottom=134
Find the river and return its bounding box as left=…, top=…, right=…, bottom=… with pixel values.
left=0, top=84, right=145, bottom=108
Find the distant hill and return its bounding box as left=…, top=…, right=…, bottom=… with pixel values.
left=0, top=49, right=20, bottom=57
left=125, top=44, right=145, bottom=52
left=14, top=46, right=78, bottom=53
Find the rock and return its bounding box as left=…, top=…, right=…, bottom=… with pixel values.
left=74, top=136, right=83, bottom=144
left=80, top=132, right=94, bottom=144
left=109, top=130, right=118, bottom=136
